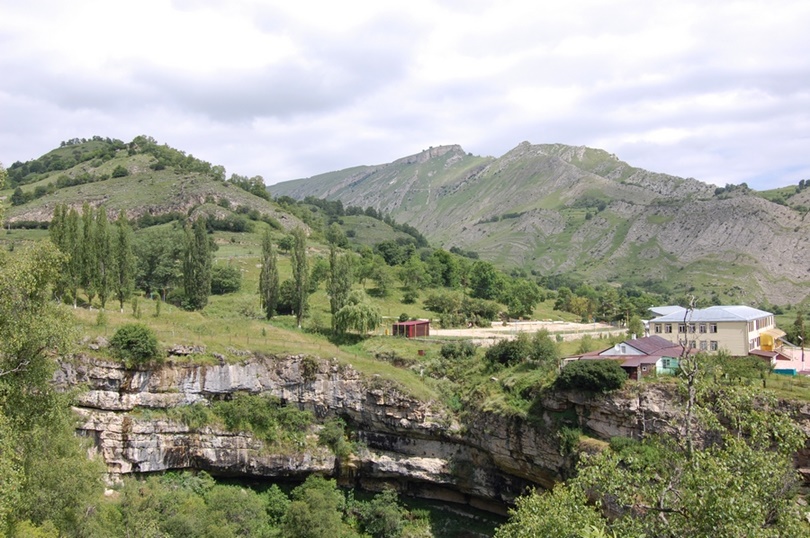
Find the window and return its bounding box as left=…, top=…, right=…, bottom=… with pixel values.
left=710, top=341, right=718, bottom=351
left=709, top=324, right=718, bottom=333
left=699, top=324, right=707, bottom=333
left=689, top=341, right=696, bottom=349
left=678, top=324, right=687, bottom=333
left=654, top=324, right=661, bottom=334
left=688, top=324, right=696, bottom=333
left=700, top=341, right=708, bottom=351
left=662, top=358, right=671, bottom=368
left=665, top=324, right=673, bottom=334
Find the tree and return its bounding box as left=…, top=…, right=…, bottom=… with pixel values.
left=499, top=373, right=810, bottom=536
left=134, top=226, right=184, bottom=300
left=80, top=203, right=97, bottom=304
left=357, top=489, right=405, bottom=538
left=0, top=243, right=104, bottom=533
left=556, top=360, right=627, bottom=392
left=398, top=255, right=428, bottom=288
left=112, top=211, right=135, bottom=312
left=333, top=291, right=382, bottom=336
left=427, top=249, right=460, bottom=288
left=94, top=207, right=113, bottom=308
left=282, top=476, right=345, bottom=538
left=182, top=218, right=212, bottom=310
left=327, top=245, right=352, bottom=327
left=110, top=323, right=161, bottom=365
left=627, top=315, right=644, bottom=338
left=290, top=227, right=309, bottom=328
left=64, top=207, right=82, bottom=307
left=259, top=230, right=280, bottom=319
left=325, top=222, right=347, bottom=248
left=211, top=264, right=242, bottom=294
left=502, top=278, right=543, bottom=319
left=469, top=260, right=503, bottom=300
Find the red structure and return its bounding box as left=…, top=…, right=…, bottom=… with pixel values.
left=392, top=320, right=430, bottom=338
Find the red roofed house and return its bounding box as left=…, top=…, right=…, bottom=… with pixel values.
left=568, top=335, right=687, bottom=380
left=392, top=320, right=430, bottom=338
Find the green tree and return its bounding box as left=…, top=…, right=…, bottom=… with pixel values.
left=291, top=227, right=309, bottom=328
left=0, top=242, right=104, bottom=534
left=94, top=207, right=113, bottom=308
left=556, top=360, right=627, bottom=392
left=64, top=207, right=82, bottom=307
left=259, top=230, right=280, bottom=319
left=495, top=484, right=607, bottom=538
left=80, top=203, right=97, bottom=304
left=110, top=323, right=162, bottom=365
left=427, top=249, right=460, bottom=288
left=183, top=218, right=212, bottom=310
left=325, top=222, right=348, bottom=248
left=282, top=476, right=345, bottom=538
left=112, top=211, right=135, bottom=312
left=398, top=254, right=428, bottom=288
left=499, top=372, right=810, bottom=537
left=357, top=489, right=404, bottom=538
left=469, top=260, right=503, bottom=300
left=134, top=226, right=184, bottom=300
left=211, top=264, right=242, bottom=294
left=327, top=245, right=352, bottom=328
left=626, top=315, right=644, bottom=338
left=333, top=291, right=382, bottom=336
left=502, top=278, right=543, bottom=318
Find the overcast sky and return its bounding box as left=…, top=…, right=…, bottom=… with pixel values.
left=2, top=0, right=809, bottom=190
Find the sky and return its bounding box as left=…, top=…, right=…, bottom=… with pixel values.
left=1, top=0, right=809, bottom=190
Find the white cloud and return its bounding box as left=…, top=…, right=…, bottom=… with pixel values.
left=1, top=0, right=809, bottom=189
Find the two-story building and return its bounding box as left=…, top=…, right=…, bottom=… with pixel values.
left=648, top=305, right=784, bottom=356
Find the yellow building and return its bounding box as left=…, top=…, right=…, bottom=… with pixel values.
left=648, top=305, right=784, bottom=357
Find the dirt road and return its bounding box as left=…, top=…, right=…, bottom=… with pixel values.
left=429, top=320, right=625, bottom=346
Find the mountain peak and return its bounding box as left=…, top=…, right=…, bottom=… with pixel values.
left=392, top=144, right=466, bottom=166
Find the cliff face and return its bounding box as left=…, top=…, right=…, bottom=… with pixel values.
left=55, top=354, right=766, bottom=512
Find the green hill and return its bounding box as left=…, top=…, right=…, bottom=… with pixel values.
left=3, top=136, right=300, bottom=231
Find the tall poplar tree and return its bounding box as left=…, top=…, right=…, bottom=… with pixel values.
left=183, top=218, right=212, bottom=310
left=258, top=229, right=280, bottom=319
left=112, top=211, right=135, bottom=312
left=290, top=227, right=309, bottom=328
left=94, top=207, right=113, bottom=308
left=80, top=203, right=97, bottom=305
left=49, top=204, right=68, bottom=300
left=328, top=245, right=353, bottom=330
left=65, top=207, right=82, bottom=308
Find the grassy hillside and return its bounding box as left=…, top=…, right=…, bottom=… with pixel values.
left=274, top=142, right=810, bottom=306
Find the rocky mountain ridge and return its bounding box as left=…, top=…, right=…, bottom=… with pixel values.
left=273, top=142, right=810, bottom=304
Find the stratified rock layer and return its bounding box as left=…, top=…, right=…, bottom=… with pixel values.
left=59, top=354, right=805, bottom=512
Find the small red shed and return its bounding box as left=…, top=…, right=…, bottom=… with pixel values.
left=392, top=320, right=430, bottom=338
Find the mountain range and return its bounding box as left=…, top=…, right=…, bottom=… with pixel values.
left=272, top=142, right=810, bottom=306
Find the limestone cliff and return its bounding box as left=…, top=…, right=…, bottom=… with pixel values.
left=56, top=354, right=808, bottom=513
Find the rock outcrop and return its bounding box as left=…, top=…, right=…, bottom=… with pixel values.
left=57, top=354, right=791, bottom=513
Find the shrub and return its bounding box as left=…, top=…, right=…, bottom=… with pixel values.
left=111, top=164, right=129, bottom=177
left=210, top=264, right=242, bottom=294
left=110, top=323, right=161, bottom=365
left=556, top=360, right=627, bottom=392
left=440, top=340, right=478, bottom=361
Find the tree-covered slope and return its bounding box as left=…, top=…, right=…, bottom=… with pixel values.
left=273, top=142, right=810, bottom=305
